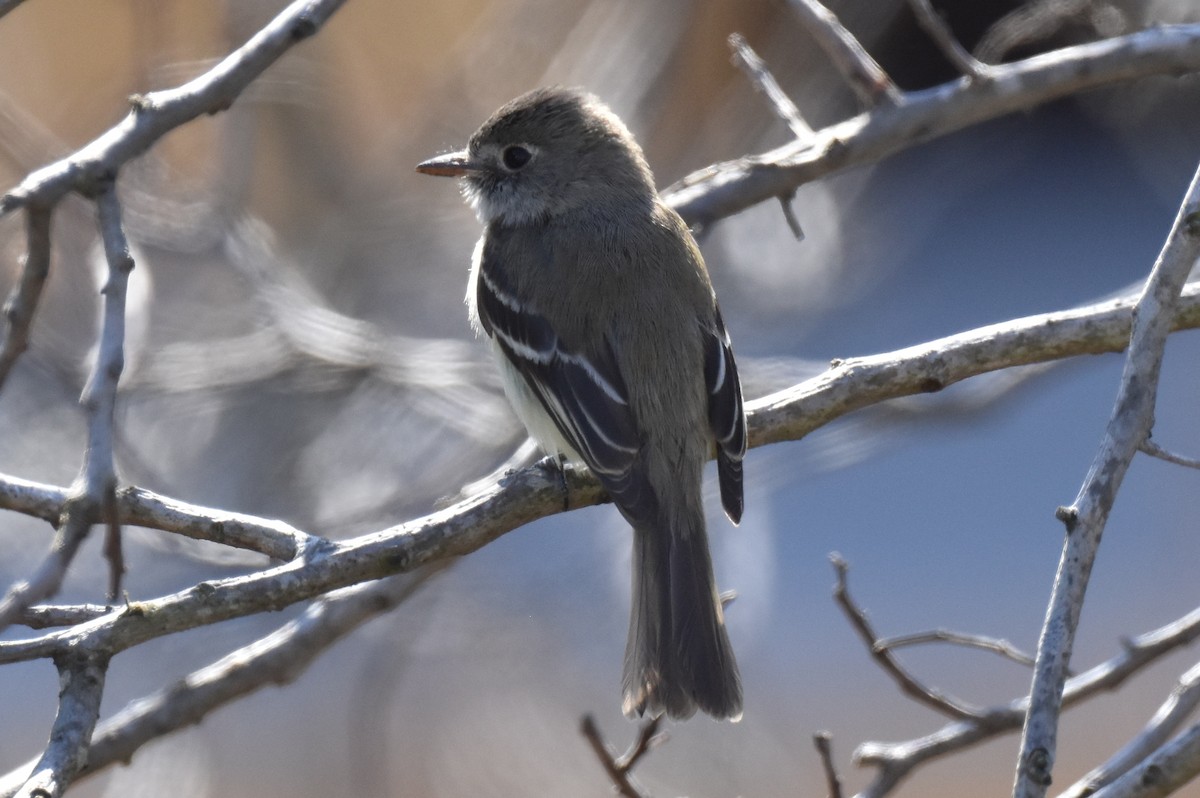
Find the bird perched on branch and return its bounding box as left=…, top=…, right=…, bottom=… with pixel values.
left=417, top=87, right=747, bottom=720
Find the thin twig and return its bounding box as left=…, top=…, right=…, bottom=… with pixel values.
left=830, top=554, right=986, bottom=719
left=1013, top=163, right=1200, bottom=797
left=92, top=184, right=133, bottom=601
left=728, top=33, right=813, bottom=140
left=974, top=0, right=1124, bottom=65
left=1139, top=437, right=1200, bottom=470
left=0, top=476, right=312, bottom=561
left=0, top=206, right=52, bottom=390
left=664, top=24, right=1200, bottom=230
left=580, top=715, right=652, bottom=798
left=906, top=0, right=988, bottom=77
left=785, top=0, right=901, bottom=107
left=876, top=629, right=1038, bottom=669
left=1062, top=659, right=1200, bottom=797
left=0, top=507, right=93, bottom=635
left=779, top=193, right=805, bottom=241
left=617, top=716, right=663, bottom=772
left=854, top=605, right=1200, bottom=798
left=746, top=281, right=1200, bottom=449
left=0, top=184, right=134, bottom=631
left=1, top=0, right=348, bottom=216
left=813, top=731, right=844, bottom=798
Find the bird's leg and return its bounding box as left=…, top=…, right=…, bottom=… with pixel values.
left=538, top=453, right=571, bottom=512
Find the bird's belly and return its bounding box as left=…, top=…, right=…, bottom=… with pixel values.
left=490, top=337, right=586, bottom=466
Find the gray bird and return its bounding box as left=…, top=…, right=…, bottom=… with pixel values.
left=417, top=87, right=746, bottom=720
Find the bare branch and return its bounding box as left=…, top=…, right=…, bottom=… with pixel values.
left=10, top=654, right=108, bottom=798
left=0, top=184, right=136, bottom=630
left=448, top=438, right=541, bottom=507
left=0, top=272, right=1194, bottom=667
left=0, top=475, right=312, bottom=561
left=580, top=715, right=660, bottom=798
left=785, top=0, right=901, bottom=107
left=117, top=485, right=312, bottom=559
left=0, top=4, right=1193, bottom=791
left=975, top=0, right=1127, bottom=65
left=877, top=629, right=1038, bottom=669
left=0, top=280, right=1197, bottom=663
left=831, top=554, right=987, bottom=719
left=0, top=510, right=96, bottom=644
left=0, top=461, right=607, bottom=667
left=0, top=568, right=442, bottom=795
left=1062, top=660, right=1200, bottom=797
left=91, top=184, right=133, bottom=601
left=906, top=0, right=988, bottom=77
left=0, top=0, right=348, bottom=216
left=665, top=24, right=1200, bottom=230
left=728, top=33, right=813, bottom=140
left=0, top=222, right=1193, bottom=792
left=0, top=16, right=1195, bottom=789
left=1014, top=163, right=1200, bottom=798
left=1139, top=437, right=1200, bottom=470
left=854, top=607, right=1200, bottom=797
left=814, top=731, right=845, bottom=798
left=18, top=604, right=111, bottom=630
left=747, top=282, right=1200, bottom=449
left=0, top=206, right=51, bottom=389
left=779, top=193, right=805, bottom=241
left=617, top=716, right=663, bottom=773
left=1088, top=721, right=1200, bottom=798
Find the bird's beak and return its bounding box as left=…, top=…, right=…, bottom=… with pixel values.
left=415, top=150, right=481, bottom=177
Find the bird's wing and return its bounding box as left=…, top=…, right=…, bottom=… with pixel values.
left=476, top=256, right=656, bottom=525
left=703, top=308, right=746, bottom=525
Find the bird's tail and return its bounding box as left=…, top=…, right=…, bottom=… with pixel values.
left=622, top=502, right=742, bottom=721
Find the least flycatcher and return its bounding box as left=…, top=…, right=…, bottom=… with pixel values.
left=417, top=87, right=747, bottom=721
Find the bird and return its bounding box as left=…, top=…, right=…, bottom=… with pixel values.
left=416, top=87, right=747, bottom=720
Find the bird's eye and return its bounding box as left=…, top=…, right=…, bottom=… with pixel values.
left=502, top=145, right=532, bottom=170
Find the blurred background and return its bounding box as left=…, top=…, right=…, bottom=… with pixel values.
left=1, top=0, right=1199, bottom=795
